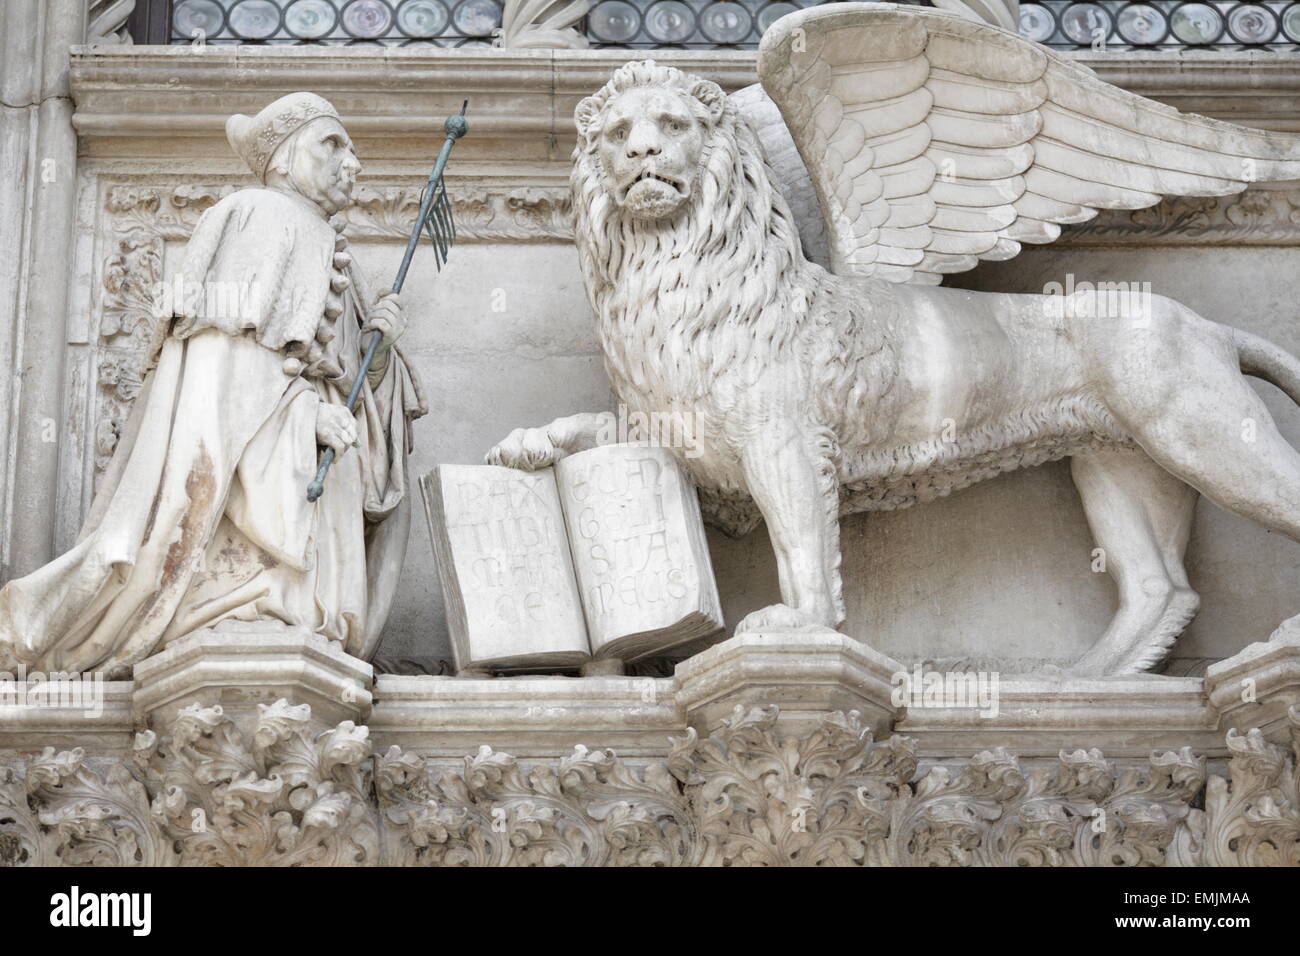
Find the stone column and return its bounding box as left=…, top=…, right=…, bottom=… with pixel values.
left=0, top=0, right=89, bottom=579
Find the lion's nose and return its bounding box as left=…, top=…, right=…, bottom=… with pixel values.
left=625, top=125, right=662, bottom=159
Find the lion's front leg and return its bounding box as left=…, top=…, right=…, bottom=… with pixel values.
left=735, top=422, right=845, bottom=634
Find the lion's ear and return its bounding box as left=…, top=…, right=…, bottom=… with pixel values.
left=575, top=95, right=604, bottom=144
left=690, top=80, right=726, bottom=126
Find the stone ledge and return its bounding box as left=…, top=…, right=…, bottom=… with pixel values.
left=369, top=673, right=681, bottom=757
left=67, top=47, right=1300, bottom=163
left=895, top=675, right=1216, bottom=759
left=0, top=680, right=134, bottom=753
left=1205, top=629, right=1300, bottom=740
left=674, top=630, right=903, bottom=738
left=2, top=629, right=1299, bottom=762
left=4, top=697, right=1295, bottom=865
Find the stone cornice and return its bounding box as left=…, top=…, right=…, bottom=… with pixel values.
left=68, top=46, right=1300, bottom=163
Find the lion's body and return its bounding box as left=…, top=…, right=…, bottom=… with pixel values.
left=571, top=88, right=1141, bottom=515
left=487, top=60, right=1300, bottom=675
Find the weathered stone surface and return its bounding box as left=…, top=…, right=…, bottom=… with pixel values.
left=25, top=45, right=1300, bottom=675
left=487, top=11, right=1300, bottom=680
left=3, top=696, right=1297, bottom=866
left=5, top=4, right=1300, bottom=871
left=555, top=444, right=722, bottom=659
left=132, top=624, right=373, bottom=734
left=0, top=92, right=423, bottom=676
left=423, top=463, right=589, bottom=671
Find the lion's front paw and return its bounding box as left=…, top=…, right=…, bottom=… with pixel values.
left=735, top=603, right=838, bottom=635
left=485, top=426, right=563, bottom=471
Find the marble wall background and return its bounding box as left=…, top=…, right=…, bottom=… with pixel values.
left=12, top=47, right=1300, bottom=676
left=358, top=233, right=1300, bottom=673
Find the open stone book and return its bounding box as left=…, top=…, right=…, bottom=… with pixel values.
left=421, top=444, right=724, bottom=672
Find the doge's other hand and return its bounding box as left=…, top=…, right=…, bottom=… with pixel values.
left=316, top=403, right=359, bottom=457
left=485, top=425, right=563, bottom=470
left=361, top=290, right=405, bottom=351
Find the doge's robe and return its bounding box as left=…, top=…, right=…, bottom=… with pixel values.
left=0, top=188, right=427, bottom=677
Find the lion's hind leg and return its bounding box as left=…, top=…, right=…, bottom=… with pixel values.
left=1068, top=446, right=1199, bottom=676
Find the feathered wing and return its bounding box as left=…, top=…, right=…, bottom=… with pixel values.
left=729, top=83, right=832, bottom=269
left=748, top=2, right=1300, bottom=285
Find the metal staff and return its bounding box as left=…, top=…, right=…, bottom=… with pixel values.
left=307, top=101, right=469, bottom=502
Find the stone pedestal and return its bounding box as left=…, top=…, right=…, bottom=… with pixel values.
left=131, top=622, right=373, bottom=734
left=673, top=630, right=903, bottom=738
left=1205, top=627, right=1300, bottom=743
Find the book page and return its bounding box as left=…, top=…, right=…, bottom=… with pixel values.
left=555, top=444, right=723, bottom=660
left=421, top=465, right=590, bottom=670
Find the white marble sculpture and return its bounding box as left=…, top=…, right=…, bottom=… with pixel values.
left=0, top=92, right=427, bottom=677
left=487, top=3, right=1300, bottom=676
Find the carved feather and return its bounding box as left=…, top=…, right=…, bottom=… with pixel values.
left=739, top=2, right=1300, bottom=284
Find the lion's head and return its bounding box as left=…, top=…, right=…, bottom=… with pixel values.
left=570, top=60, right=807, bottom=311
left=574, top=60, right=727, bottom=221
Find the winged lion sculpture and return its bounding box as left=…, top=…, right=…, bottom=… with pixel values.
left=488, top=3, right=1300, bottom=676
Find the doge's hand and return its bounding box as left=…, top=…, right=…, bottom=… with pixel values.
left=316, top=403, right=359, bottom=458
left=361, top=290, right=405, bottom=352
left=485, top=425, right=563, bottom=470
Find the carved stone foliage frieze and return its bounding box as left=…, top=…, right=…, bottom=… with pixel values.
left=1060, top=187, right=1300, bottom=246
left=6, top=701, right=1295, bottom=866
left=140, top=701, right=378, bottom=867
left=345, top=184, right=572, bottom=242
left=2, top=747, right=165, bottom=867
left=91, top=179, right=573, bottom=478
left=376, top=706, right=1221, bottom=867
left=0, top=699, right=377, bottom=867
left=1189, top=725, right=1300, bottom=867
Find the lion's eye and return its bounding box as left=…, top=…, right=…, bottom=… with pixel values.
left=610, top=126, right=628, bottom=142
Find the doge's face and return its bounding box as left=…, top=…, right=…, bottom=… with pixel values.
left=595, top=88, right=706, bottom=220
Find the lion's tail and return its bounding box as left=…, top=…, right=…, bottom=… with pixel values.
left=1236, top=328, right=1300, bottom=405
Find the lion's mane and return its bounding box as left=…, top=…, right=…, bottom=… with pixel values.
left=570, top=61, right=834, bottom=398
left=568, top=60, right=900, bottom=543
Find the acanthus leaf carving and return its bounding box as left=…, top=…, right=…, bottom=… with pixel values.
left=373, top=705, right=1255, bottom=867
left=1190, top=712, right=1300, bottom=866
left=16, top=746, right=164, bottom=866
left=145, top=700, right=379, bottom=867
left=345, top=184, right=571, bottom=242
left=4, top=705, right=1298, bottom=866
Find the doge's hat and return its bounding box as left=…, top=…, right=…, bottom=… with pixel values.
left=226, top=92, right=341, bottom=182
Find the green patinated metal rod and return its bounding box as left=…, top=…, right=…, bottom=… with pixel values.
left=307, top=102, right=469, bottom=502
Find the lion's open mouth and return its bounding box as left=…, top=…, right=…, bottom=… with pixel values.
left=621, top=168, right=686, bottom=201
